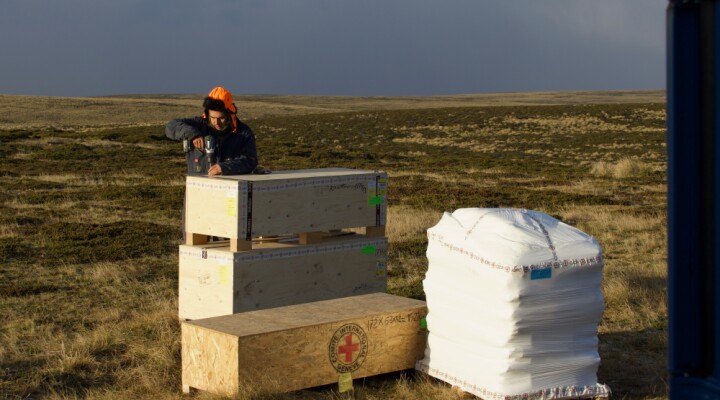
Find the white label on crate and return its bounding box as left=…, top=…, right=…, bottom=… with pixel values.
left=367, top=179, right=387, bottom=197
left=218, top=264, right=231, bottom=285
left=376, top=258, right=387, bottom=276
left=226, top=190, right=238, bottom=217
left=377, top=178, right=387, bottom=195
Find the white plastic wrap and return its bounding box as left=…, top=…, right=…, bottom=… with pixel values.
left=415, top=208, right=610, bottom=400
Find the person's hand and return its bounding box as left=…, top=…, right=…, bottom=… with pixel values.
left=192, top=136, right=204, bottom=150
left=208, top=164, right=222, bottom=176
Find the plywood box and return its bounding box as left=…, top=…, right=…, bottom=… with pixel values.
left=181, top=293, right=428, bottom=395
left=185, top=168, right=387, bottom=247
left=178, top=234, right=388, bottom=320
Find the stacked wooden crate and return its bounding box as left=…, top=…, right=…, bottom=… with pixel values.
left=178, top=235, right=390, bottom=320
left=178, top=168, right=388, bottom=320
left=182, top=293, right=428, bottom=396
left=179, top=168, right=429, bottom=396
left=184, top=168, right=388, bottom=251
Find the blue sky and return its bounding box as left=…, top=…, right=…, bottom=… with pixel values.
left=0, top=1, right=665, bottom=97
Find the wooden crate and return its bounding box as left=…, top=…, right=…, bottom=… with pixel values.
left=185, top=168, right=388, bottom=251
left=181, top=293, right=428, bottom=395
left=178, top=234, right=388, bottom=321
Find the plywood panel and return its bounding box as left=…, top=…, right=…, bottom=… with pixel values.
left=185, top=176, right=240, bottom=239
left=181, top=322, right=238, bottom=396
left=182, top=293, right=428, bottom=395
left=178, top=235, right=388, bottom=320
left=185, top=168, right=387, bottom=240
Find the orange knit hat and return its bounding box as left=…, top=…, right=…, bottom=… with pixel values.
left=207, top=86, right=237, bottom=114
left=205, top=86, right=238, bottom=132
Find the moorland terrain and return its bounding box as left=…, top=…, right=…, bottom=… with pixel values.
left=0, top=90, right=667, bottom=399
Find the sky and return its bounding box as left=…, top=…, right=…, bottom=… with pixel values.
left=0, top=1, right=666, bottom=97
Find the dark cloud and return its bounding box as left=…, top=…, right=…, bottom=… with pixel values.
left=0, top=0, right=665, bottom=96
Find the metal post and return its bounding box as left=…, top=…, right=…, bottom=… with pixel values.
left=667, top=0, right=720, bottom=397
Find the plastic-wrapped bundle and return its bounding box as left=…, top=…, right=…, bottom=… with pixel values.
left=415, top=208, right=610, bottom=400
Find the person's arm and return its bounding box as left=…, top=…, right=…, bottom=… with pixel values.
left=217, top=129, right=258, bottom=175
left=165, top=117, right=204, bottom=141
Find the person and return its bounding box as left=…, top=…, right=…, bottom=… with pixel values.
left=165, top=86, right=258, bottom=176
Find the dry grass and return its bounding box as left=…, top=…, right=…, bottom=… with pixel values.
left=0, top=90, right=664, bottom=132
left=591, top=158, right=652, bottom=178
left=0, top=92, right=668, bottom=399
left=558, top=205, right=666, bottom=328
left=386, top=206, right=442, bottom=244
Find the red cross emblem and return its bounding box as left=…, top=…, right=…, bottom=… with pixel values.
left=338, top=334, right=360, bottom=363
left=329, top=323, right=368, bottom=372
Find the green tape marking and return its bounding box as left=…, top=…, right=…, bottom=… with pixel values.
left=362, top=245, right=377, bottom=255
left=369, top=196, right=383, bottom=205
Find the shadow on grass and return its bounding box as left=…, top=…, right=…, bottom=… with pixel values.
left=598, top=329, right=668, bottom=399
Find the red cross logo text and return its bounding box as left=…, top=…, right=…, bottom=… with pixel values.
left=328, top=323, right=368, bottom=373
left=338, top=334, right=359, bottom=363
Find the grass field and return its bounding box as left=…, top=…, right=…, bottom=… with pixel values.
left=0, top=92, right=667, bottom=399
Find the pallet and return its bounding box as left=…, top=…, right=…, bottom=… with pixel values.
left=178, top=233, right=388, bottom=320
left=187, top=225, right=385, bottom=252
left=185, top=168, right=387, bottom=251
left=181, top=293, right=428, bottom=395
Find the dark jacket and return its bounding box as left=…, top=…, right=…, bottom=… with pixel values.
left=165, top=116, right=258, bottom=175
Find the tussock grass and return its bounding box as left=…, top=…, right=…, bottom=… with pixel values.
left=591, top=157, right=652, bottom=178
left=0, top=221, right=19, bottom=238
left=386, top=206, right=441, bottom=244
left=0, top=94, right=667, bottom=399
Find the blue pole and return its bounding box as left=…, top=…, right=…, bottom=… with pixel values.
left=667, top=0, right=720, bottom=397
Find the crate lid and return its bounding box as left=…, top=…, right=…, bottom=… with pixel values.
left=183, top=293, right=425, bottom=336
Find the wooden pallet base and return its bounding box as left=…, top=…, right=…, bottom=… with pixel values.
left=185, top=226, right=385, bottom=252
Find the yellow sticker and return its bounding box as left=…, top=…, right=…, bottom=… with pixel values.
left=227, top=191, right=237, bottom=217
left=218, top=265, right=230, bottom=285
left=375, top=258, right=387, bottom=276
left=378, top=178, right=388, bottom=196
left=368, top=180, right=377, bottom=197
left=338, top=372, right=353, bottom=393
